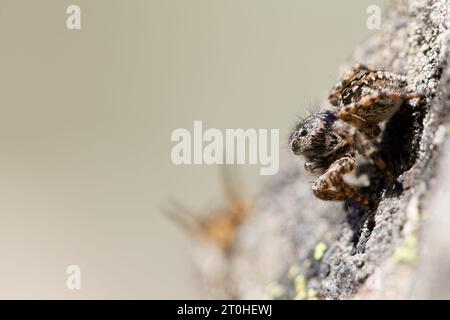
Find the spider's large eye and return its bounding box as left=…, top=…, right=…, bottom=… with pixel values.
left=299, top=128, right=307, bottom=137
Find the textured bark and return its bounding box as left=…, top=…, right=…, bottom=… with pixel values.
left=194, top=0, right=450, bottom=299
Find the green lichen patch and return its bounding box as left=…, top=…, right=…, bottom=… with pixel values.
left=314, top=242, right=328, bottom=261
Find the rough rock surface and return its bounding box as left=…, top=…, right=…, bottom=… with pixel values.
left=194, top=0, right=450, bottom=299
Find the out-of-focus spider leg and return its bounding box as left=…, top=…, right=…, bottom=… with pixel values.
left=163, top=199, right=237, bottom=253
left=312, top=156, right=370, bottom=205
left=220, top=165, right=251, bottom=224
left=329, top=63, right=372, bottom=106
left=162, top=199, right=202, bottom=236
left=333, top=120, right=395, bottom=182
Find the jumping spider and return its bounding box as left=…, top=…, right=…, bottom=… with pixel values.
left=289, top=64, right=423, bottom=206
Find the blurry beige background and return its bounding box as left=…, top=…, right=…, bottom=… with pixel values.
left=0, top=0, right=380, bottom=298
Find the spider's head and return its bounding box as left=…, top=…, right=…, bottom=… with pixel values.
left=289, top=110, right=345, bottom=160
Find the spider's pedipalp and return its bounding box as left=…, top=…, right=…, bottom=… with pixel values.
left=312, top=156, right=369, bottom=205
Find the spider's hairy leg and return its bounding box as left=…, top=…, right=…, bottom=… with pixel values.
left=328, top=63, right=372, bottom=106
left=338, top=112, right=381, bottom=139
left=333, top=120, right=396, bottom=182
left=312, top=156, right=369, bottom=205
left=337, top=90, right=423, bottom=119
